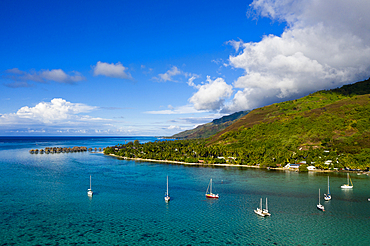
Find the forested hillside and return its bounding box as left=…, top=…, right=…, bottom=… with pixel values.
left=170, top=110, right=249, bottom=139
left=105, top=78, right=370, bottom=170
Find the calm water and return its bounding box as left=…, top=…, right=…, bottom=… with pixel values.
left=1, top=136, right=370, bottom=245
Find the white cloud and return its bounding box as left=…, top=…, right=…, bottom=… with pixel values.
left=187, top=74, right=201, bottom=88
left=4, top=68, right=85, bottom=86
left=92, top=61, right=132, bottom=79
left=224, top=0, right=370, bottom=112
left=155, top=66, right=182, bottom=82
left=0, top=99, right=114, bottom=134
left=189, top=76, right=233, bottom=111
left=167, top=125, right=181, bottom=130
left=15, top=98, right=97, bottom=123
left=226, top=39, right=244, bottom=52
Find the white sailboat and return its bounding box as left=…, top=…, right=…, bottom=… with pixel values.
left=254, top=198, right=270, bottom=216
left=317, top=188, right=325, bottom=211
left=87, top=175, right=93, bottom=197
left=164, top=175, right=170, bottom=202
left=254, top=198, right=265, bottom=216
left=341, top=173, right=353, bottom=189
left=263, top=198, right=271, bottom=216
left=205, top=178, right=219, bottom=199
left=324, top=176, right=331, bottom=201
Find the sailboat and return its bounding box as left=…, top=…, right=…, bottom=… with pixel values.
left=87, top=175, right=93, bottom=197
left=341, top=173, right=353, bottom=189
left=205, top=179, right=219, bottom=199
left=164, top=175, right=170, bottom=202
left=317, top=188, right=325, bottom=211
left=263, top=198, right=271, bottom=216
left=254, top=198, right=270, bottom=216
left=254, top=198, right=264, bottom=216
left=324, top=176, right=331, bottom=201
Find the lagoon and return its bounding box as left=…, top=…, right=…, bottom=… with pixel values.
left=0, top=136, right=369, bottom=245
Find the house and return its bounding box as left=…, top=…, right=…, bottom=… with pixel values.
left=307, top=166, right=316, bottom=171
left=284, top=163, right=301, bottom=169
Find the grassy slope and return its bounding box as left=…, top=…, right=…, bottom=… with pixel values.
left=207, top=79, right=370, bottom=157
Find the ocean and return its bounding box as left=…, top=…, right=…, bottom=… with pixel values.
left=1, top=136, right=369, bottom=245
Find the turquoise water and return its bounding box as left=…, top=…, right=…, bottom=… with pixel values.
left=1, top=137, right=370, bottom=245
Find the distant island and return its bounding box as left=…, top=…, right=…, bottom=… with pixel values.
left=104, top=78, right=370, bottom=171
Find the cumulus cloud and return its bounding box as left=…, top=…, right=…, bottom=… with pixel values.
left=223, top=0, right=370, bottom=112
left=0, top=98, right=112, bottom=134
left=92, top=61, right=132, bottom=79
left=3, top=68, right=85, bottom=87
left=189, top=76, right=233, bottom=111
left=15, top=98, right=97, bottom=123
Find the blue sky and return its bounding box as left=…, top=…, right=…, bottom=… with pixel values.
left=1, top=0, right=370, bottom=136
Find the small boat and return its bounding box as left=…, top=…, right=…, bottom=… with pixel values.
left=87, top=175, right=93, bottom=197
left=324, top=176, right=331, bottom=201
left=341, top=173, right=353, bottom=189
left=263, top=198, right=271, bottom=216
left=164, top=175, right=170, bottom=202
left=254, top=198, right=270, bottom=216
left=205, top=179, right=219, bottom=199
left=317, top=188, right=325, bottom=211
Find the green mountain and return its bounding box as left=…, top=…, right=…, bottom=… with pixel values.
left=171, top=110, right=250, bottom=139
left=206, top=78, right=370, bottom=169
left=106, top=78, right=370, bottom=170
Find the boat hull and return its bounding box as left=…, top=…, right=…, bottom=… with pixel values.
left=341, top=185, right=353, bottom=189
left=254, top=209, right=265, bottom=216
left=87, top=189, right=93, bottom=197
left=324, top=194, right=331, bottom=201
left=206, top=193, right=219, bottom=199
left=262, top=209, right=271, bottom=216
left=317, top=204, right=325, bottom=211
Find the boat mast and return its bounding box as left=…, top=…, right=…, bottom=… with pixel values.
left=319, top=189, right=321, bottom=205
left=90, top=175, right=92, bottom=190
left=266, top=198, right=268, bottom=211
left=210, top=179, right=212, bottom=194
left=328, top=176, right=330, bottom=194
left=166, top=175, right=169, bottom=195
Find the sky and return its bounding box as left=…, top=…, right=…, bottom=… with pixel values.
left=1, top=0, right=370, bottom=136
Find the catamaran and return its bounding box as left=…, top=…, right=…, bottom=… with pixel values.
left=205, top=178, right=219, bottom=199
left=341, top=173, right=353, bottom=189
left=317, top=188, right=325, bottom=211
left=164, top=175, right=170, bottom=202
left=324, top=176, right=331, bottom=201
left=254, top=198, right=270, bottom=216
left=87, top=175, right=93, bottom=197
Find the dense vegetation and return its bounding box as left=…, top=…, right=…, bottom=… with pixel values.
left=105, top=78, right=370, bottom=171
left=170, top=110, right=249, bottom=139
left=104, top=139, right=231, bottom=164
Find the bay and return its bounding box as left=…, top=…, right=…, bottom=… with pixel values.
left=0, top=136, right=369, bottom=245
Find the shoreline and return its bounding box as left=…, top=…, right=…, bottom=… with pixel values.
left=106, top=153, right=354, bottom=173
